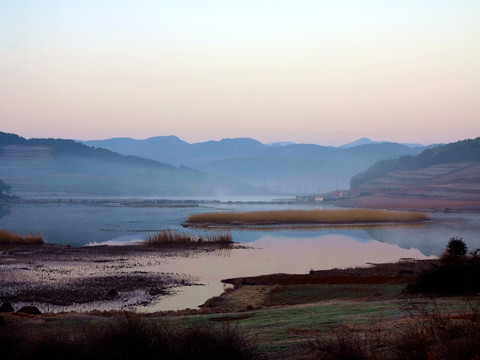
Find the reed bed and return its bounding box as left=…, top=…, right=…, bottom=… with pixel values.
left=144, top=229, right=233, bottom=246
left=187, top=209, right=428, bottom=226
left=0, top=229, right=44, bottom=245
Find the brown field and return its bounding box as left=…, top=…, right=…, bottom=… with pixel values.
left=186, top=209, right=428, bottom=226
left=0, top=229, right=43, bottom=245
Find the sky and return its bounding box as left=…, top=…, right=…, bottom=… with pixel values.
left=0, top=1, right=479, bottom=146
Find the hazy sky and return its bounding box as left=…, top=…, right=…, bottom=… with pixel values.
left=1, top=1, right=479, bottom=145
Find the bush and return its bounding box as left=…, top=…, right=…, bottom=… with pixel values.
left=303, top=301, right=480, bottom=360
left=445, top=237, right=468, bottom=257
left=0, top=314, right=258, bottom=360
left=308, top=329, right=371, bottom=360
left=407, top=237, right=480, bottom=295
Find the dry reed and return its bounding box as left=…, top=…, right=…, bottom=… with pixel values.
left=144, top=229, right=233, bottom=246
left=0, top=229, right=44, bottom=245
left=187, top=209, right=428, bottom=226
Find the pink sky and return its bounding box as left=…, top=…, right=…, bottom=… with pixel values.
left=1, top=1, right=479, bottom=146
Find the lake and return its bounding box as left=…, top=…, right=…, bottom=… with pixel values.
left=2, top=199, right=480, bottom=311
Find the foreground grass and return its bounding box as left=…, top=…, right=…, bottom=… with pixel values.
left=2, top=297, right=477, bottom=359
left=0, top=314, right=259, bottom=360
left=0, top=229, right=43, bottom=245
left=144, top=229, right=233, bottom=246
left=187, top=209, right=428, bottom=226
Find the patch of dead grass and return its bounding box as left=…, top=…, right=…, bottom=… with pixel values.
left=0, top=229, right=43, bottom=245
left=187, top=209, right=428, bottom=226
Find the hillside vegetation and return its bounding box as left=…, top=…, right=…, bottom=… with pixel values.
left=351, top=137, right=480, bottom=189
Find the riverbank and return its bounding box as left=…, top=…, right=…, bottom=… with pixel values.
left=0, top=243, right=238, bottom=312
left=2, top=258, right=478, bottom=359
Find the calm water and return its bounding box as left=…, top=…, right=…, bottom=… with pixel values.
left=2, top=199, right=480, bottom=311
left=1, top=201, right=479, bottom=256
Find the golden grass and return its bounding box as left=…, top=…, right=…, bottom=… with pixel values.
left=0, top=229, right=44, bottom=245
left=187, top=209, right=428, bottom=226
left=144, top=229, right=233, bottom=246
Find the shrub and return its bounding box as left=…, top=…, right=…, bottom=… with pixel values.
left=0, top=314, right=258, bottom=360
left=308, top=329, right=371, bottom=360
left=407, top=237, right=480, bottom=295
left=303, top=301, right=480, bottom=360
left=445, top=237, right=468, bottom=257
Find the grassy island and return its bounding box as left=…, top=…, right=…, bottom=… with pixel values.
left=186, top=209, right=428, bottom=227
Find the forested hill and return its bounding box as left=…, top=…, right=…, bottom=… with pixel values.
left=350, top=137, right=480, bottom=188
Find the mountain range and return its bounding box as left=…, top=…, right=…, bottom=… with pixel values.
left=1, top=131, right=478, bottom=205
left=0, top=132, right=257, bottom=197
left=82, top=136, right=428, bottom=193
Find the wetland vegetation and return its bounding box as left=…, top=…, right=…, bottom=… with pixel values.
left=144, top=229, right=233, bottom=246
left=0, top=229, right=43, bottom=245
left=186, top=208, right=429, bottom=227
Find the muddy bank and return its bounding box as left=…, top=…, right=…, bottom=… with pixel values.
left=222, top=260, right=431, bottom=287
left=198, top=261, right=431, bottom=313
left=0, top=243, right=234, bottom=312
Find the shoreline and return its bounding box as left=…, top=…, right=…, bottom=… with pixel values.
left=0, top=243, right=238, bottom=313
left=0, top=241, right=432, bottom=316
left=2, top=194, right=480, bottom=213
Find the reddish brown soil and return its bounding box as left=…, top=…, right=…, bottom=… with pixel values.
left=223, top=273, right=410, bottom=286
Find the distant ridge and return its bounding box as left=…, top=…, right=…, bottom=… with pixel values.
left=80, top=135, right=429, bottom=194
left=340, top=137, right=380, bottom=148
left=340, top=137, right=424, bottom=149
left=0, top=131, right=258, bottom=197
left=1, top=132, right=174, bottom=169
left=82, top=136, right=269, bottom=166
left=267, top=141, right=296, bottom=147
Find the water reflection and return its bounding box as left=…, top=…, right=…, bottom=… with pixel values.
left=2, top=202, right=480, bottom=256
left=0, top=204, right=10, bottom=221
left=140, top=233, right=431, bottom=312
left=365, top=213, right=480, bottom=256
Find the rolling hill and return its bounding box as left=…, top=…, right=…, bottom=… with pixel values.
left=343, top=137, right=480, bottom=211
left=351, top=137, right=480, bottom=189
left=0, top=132, right=258, bottom=197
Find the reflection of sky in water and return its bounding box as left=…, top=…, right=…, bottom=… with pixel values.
left=141, top=233, right=431, bottom=312
left=3, top=201, right=480, bottom=312
left=1, top=202, right=480, bottom=256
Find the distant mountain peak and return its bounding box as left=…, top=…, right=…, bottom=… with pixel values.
left=340, top=137, right=379, bottom=148
left=267, top=141, right=296, bottom=147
